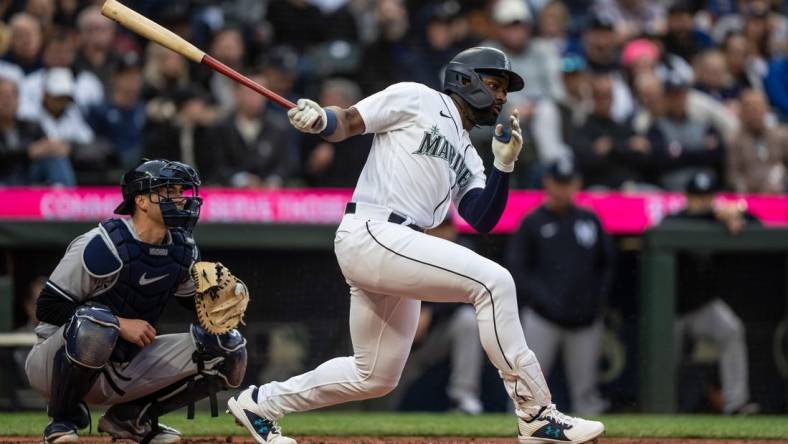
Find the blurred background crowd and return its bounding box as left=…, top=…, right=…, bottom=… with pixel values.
left=0, top=0, right=785, bottom=193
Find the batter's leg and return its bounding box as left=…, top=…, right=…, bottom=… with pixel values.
left=338, top=219, right=603, bottom=443
left=334, top=218, right=550, bottom=417
left=251, top=286, right=421, bottom=419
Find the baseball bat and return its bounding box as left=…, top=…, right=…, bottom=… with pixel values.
left=100, top=0, right=295, bottom=110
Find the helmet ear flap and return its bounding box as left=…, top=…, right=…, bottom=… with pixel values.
left=443, top=64, right=495, bottom=110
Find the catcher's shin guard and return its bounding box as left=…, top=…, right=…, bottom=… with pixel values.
left=49, top=304, right=119, bottom=425
left=189, top=324, right=248, bottom=417
left=48, top=347, right=99, bottom=434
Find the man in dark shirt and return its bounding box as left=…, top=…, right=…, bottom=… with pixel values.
left=209, top=73, right=295, bottom=188
left=571, top=73, right=654, bottom=189
left=505, top=158, right=614, bottom=414
left=659, top=171, right=759, bottom=414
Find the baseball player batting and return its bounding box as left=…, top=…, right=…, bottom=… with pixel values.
left=227, top=47, right=605, bottom=444
left=25, top=160, right=248, bottom=444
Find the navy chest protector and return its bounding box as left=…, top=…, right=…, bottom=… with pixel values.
left=91, top=218, right=194, bottom=361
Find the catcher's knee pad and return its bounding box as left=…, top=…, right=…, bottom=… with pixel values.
left=190, top=323, right=247, bottom=388
left=64, top=303, right=120, bottom=369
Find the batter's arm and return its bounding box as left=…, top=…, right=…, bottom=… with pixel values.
left=287, top=98, right=366, bottom=142
left=457, top=168, right=510, bottom=233
left=321, top=106, right=366, bottom=143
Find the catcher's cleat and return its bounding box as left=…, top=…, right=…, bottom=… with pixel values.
left=227, top=385, right=296, bottom=444
left=517, top=404, right=604, bottom=444
left=43, top=420, right=79, bottom=443
left=97, top=411, right=181, bottom=444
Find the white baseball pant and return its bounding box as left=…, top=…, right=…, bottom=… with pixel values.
left=253, top=205, right=551, bottom=419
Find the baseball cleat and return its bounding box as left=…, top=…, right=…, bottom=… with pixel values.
left=517, top=404, right=604, bottom=443
left=97, top=411, right=181, bottom=443
left=43, top=420, right=79, bottom=443
left=227, top=385, right=296, bottom=444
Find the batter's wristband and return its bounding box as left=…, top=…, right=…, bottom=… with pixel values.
left=320, top=108, right=338, bottom=137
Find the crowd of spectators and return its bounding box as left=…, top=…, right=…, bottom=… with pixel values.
left=0, top=0, right=785, bottom=193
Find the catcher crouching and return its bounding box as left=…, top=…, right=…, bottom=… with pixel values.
left=25, top=159, right=249, bottom=444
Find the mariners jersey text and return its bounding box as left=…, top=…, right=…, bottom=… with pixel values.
left=413, top=126, right=473, bottom=189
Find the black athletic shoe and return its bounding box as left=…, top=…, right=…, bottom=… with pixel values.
left=43, top=420, right=79, bottom=443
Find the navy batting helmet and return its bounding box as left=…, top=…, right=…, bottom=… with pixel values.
left=114, top=159, right=202, bottom=232
left=443, top=47, right=525, bottom=110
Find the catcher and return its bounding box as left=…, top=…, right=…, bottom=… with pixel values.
left=25, top=159, right=250, bottom=444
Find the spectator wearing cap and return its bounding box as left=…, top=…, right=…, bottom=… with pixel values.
left=87, top=54, right=146, bottom=176
left=482, top=0, right=562, bottom=106
left=727, top=89, right=788, bottom=193
left=18, top=29, right=104, bottom=119
left=74, top=6, right=118, bottom=87
left=620, top=37, right=692, bottom=88
left=531, top=55, right=592, bottom=172
left=662, top=2, right=713, bottom=62
left=0, top=77, right=75, bottom=186
left=658, top=170, right=759, bottom=415
left=505, top=157, right=614, bottom=415
left=209, top=73, right=295, bottom=188
left=653, top=72, right=727, bottom=191
left=299, top=78, right=372, bottom=187
left=580, top=13, right=635, bottom=122
left=31, top=68, right=94, bottom=154
left=633, top=65, right=740, bottom=145
left=261, top=45, right=301, bottom=115
left=592, top=0, right=667, bottom=40
left=570, top=73, right=656, bottom=189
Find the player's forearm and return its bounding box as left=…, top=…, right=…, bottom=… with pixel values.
left=457, top=168, right=510, bottom=233
left=36, top=286, right=79, bottom=326
left=321, top=106, right=365, bottom=143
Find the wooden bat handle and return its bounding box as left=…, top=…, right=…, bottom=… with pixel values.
left=202, top=56, right=296, bottom=109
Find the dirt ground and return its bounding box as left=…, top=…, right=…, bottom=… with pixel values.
left=2, top=437, right=788, bottom=444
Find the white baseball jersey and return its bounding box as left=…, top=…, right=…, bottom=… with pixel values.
left=352, top=82, right=486, bottom=229
left=246, top=83, right=555, bottom=427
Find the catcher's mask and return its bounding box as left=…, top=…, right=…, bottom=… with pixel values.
left=114, top=159, right=203, bottom=232
left=443, top=46, right=525, bottom=126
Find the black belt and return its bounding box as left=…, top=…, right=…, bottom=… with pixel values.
left=345, top=202, right=424, bottom=232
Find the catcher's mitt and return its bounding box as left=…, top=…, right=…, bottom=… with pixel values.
left=191, top=261, right=249, bottom=335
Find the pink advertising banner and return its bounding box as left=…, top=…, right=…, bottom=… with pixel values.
left=0, top=187, right=785, bottom=234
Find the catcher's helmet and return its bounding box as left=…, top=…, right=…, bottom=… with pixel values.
left=114, top=159, right=202, bottom=232
left=443, top=47, right=525, bottom=109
